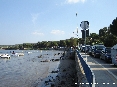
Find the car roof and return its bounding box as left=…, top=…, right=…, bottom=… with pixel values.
left=86, top=45, right=90, bottom=46
left=82, top=46, right=85, bottom=47
left=93, top=45, right=104, bottom=46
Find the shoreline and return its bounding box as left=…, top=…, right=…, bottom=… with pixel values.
left=38, top=61, right=60, bottom=87
left=37, top=50, right=77, bottom=87
left=0, top=50, right=64, bottom=87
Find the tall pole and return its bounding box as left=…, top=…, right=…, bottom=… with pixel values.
left=84, top=21, right=87, bottom=62
left=80, top=21, right=89, bottom=62
left=85, top=30, right=86, bottom=53
left=73, top=28, right=79, bottom=50
left=85, top=29, right=87, bottom=62
left=75, top=13, right=79, bottom=50
left=77, top=27, right=79, bottom=50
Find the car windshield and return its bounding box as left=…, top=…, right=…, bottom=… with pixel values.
left=105, top=48, right=111, bottom=53
left=86, top=46, right=90, bottom=48
left=95, top=46, right=105, bottom=50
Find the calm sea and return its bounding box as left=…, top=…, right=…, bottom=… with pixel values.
left=0, top=50, right=63, bottom=87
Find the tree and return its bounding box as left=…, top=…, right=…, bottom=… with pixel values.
left=79, top=38, right=84, bottom=45
left=99, top=27, right=108, bottom=37
left=59, top=40, right=66, bottom=47
left=104, top=34, right=117, bottom=47
left=110, top=17, right=117, bottom=36
left=69, top=37, right=77, bottom=47
left=47, top=41, right=52, bottom=48
left=99, top=27, right=109, bottom=43
left=66, top=39, right=70, bottom=47
left=90, top=33, right=99, bottom=39
left=88, top=33, right=100, bottom=45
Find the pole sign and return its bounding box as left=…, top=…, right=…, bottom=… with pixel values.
left=80, top=21, right=89, bottom=30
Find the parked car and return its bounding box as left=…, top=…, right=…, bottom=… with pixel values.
left=111, top=44, right=117, bottom=65
left=87, top=46, right=94, bottom=55
left=80, top=45, right=85, bottom=52
left=92, top=45, right=105, bottom=58
left=100, top=47, right=111, bottom=63
left=86, top=45, right=91, bottom=53
left=80, top=45, right=90, bottom=53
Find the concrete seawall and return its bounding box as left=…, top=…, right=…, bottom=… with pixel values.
left=39, top=50, right=78, bottom=87
left=38, top=50, right=90, bottom=87
left=53, top=50, right=77, bottom=87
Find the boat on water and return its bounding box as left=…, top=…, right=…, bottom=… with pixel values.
left=27, top=52, right=32, bottom=54
left=11, top=53, right=24, bottom=57
left=18, top=53, right=24, bottom=56
left=0, top=54, right=10, bottom=59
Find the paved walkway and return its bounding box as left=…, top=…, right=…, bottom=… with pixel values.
left=81, top=53, right=117, bottom=87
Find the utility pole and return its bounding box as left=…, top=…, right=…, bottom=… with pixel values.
left=80, top=21, right=89, bottom=62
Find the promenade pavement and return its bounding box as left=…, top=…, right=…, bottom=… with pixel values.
left=81, top=53, right=117, bottom=87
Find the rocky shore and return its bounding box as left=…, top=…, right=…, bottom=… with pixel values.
left=40, top=51, right=78, bottom=87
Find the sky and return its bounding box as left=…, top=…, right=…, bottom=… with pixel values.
left=0, top=0, right=117, bottom=45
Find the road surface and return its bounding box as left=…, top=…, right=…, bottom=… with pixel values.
left=80, top=52, right=117, bottom=87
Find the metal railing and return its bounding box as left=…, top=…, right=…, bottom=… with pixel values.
left=75, top=50, right=95, bottom=87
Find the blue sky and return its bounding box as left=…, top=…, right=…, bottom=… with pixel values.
left=0, top=0, right=117, bottom=45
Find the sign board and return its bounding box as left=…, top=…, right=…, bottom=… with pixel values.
left=81, top=29, right=89, bottom=39
left=80, top=21, right=89, bottom=30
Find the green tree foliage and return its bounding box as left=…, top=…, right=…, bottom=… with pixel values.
left=52, top=41, right=58, bottom=47
left=99, top=27, right=107, bottom=37
left=78, top=38, right=84, bottom=45
left=104, top=34, right=117, bottom=47
left=110, top=17, right=117, bottom=36
left=99, top=27, right=108, bottom=42
left=88, top=33, right=101, bottom=45
left=59, top=40, right=66, bottom=47
left=69, top=37, right=77, bottom=47
left=66, top=39, right=70, bottom=47
left=90, top=33, right=99, bottom=39
left=98, top=26, right=117, bottom=47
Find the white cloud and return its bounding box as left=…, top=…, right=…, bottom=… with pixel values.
left=31, top=13, right=39, bottom=25
left=50, top=30, right=65, bottom=35
left=66, top=0, right=86, bottom=4
left=32, top=31, right=44, bottom=36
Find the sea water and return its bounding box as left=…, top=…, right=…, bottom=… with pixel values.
left=0, top=50, right=63, bottom=87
